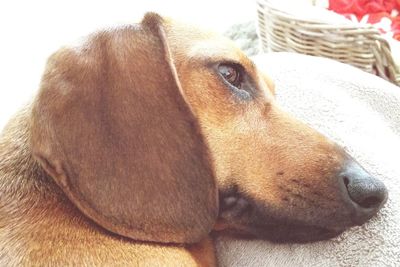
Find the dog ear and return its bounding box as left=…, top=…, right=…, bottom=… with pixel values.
left=30, top=13, right=218, bottom=244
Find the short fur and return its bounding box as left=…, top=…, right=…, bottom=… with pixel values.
left=0, top=13, right=385, bottom=266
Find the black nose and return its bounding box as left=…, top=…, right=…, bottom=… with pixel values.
left=340, top=161, right=388, bottom=223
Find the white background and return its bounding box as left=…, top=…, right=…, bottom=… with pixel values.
left=0, top=0, right=255, bottom=130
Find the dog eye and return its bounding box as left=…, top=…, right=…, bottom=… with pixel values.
left=216, top=62, right=254, bottom=101
left=218, top=63, right=242, bottom=88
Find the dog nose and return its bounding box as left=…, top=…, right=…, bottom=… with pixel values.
left=340, top=160, right=388, bottom=223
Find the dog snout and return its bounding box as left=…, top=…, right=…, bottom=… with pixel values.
left=339, top=160, right=388, bottom=224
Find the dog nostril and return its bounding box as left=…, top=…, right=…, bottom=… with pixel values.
left=343, top=176, right=349, bottom=187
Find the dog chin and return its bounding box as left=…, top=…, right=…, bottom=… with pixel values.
left=254, top=225, right=344, bottom=243
left=218, top=224, right=344, bottom=243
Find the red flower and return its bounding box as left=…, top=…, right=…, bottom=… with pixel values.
left=329, top=0, right=400, bottom=40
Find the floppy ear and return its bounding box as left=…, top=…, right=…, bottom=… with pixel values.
left=30, top=13, right=218, bottom=244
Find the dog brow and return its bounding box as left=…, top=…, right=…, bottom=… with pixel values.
left=188, top=41, right=257, bottom=73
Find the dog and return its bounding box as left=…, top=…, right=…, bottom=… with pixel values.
left=0, top=12, right=388, bottom=266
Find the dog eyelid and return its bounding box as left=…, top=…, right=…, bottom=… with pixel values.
left=216, top=62, right=256, bottom=101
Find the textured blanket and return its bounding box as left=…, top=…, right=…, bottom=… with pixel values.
left=216, top=52, right=400, bottom=267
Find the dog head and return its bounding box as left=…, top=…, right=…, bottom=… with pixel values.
left=30, top=13, right=387, bottom=244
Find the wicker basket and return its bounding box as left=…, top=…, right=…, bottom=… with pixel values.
left=257, top=0, right=400, bottom=86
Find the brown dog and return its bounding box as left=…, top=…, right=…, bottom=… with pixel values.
left=0, top=13, right=388, bottom=266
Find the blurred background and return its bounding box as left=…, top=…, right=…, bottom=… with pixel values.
left=0, top=0, right=255, bottom=129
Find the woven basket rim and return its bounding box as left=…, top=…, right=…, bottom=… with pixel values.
left=256, top=0, right=400, bottom=86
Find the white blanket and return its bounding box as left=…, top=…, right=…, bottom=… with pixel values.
left=216, top=52, right=400, bottom=267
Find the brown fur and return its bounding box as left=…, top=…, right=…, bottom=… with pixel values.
left=0, top=13, right=378, bottom=266
left=0, top=99, right=216, bottom=266
left=30, top=14, right=217, bottom=245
